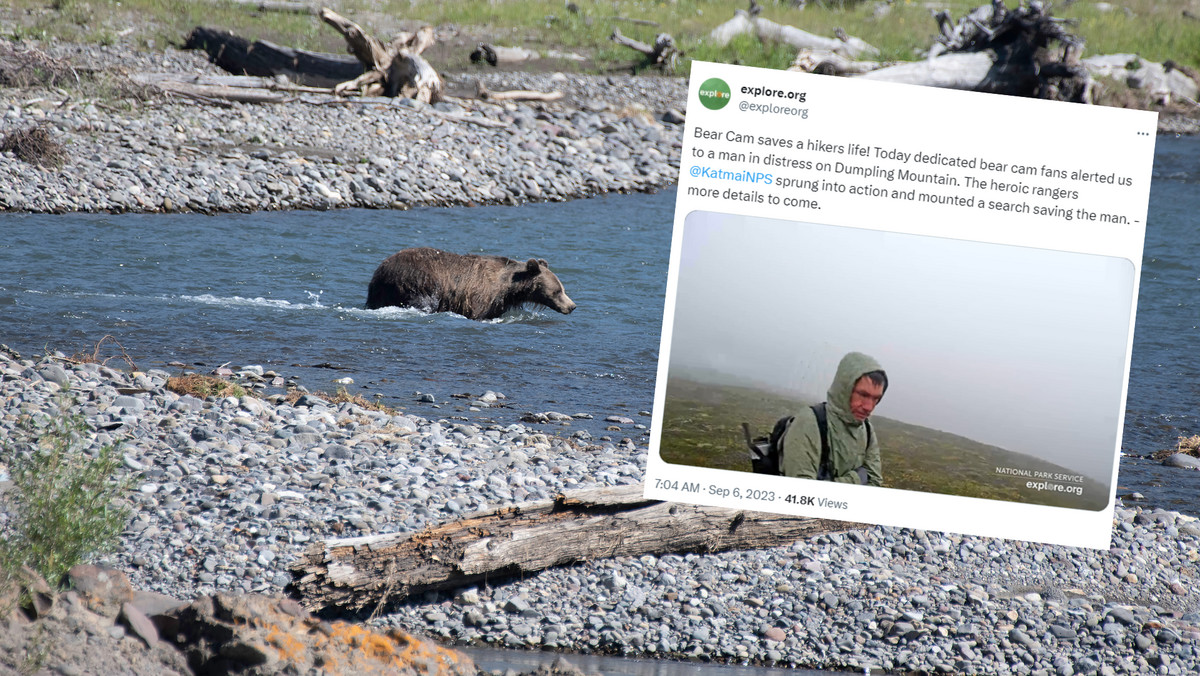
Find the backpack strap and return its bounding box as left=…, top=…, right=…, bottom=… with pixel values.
left=814, top=404, right=874, bottom=484
left=811, top=403, right=831, bottom=480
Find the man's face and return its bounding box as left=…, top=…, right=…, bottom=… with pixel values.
left=848, top=376, right=885, bottom=421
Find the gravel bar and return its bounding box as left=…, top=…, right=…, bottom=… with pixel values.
left=0, top=40, right=686, bottom=214
left=2, top=350, right=1199, bottom=675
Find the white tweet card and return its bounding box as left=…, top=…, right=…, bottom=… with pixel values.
left=646, top=61, right=1157, bottom=549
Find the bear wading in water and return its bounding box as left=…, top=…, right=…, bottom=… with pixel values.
left=365, top=247, right=577, bottom=320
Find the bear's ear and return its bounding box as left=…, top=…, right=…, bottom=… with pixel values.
left=537, top=258, right=548, bottom=267
left=525, top=258, right=543, bottom=272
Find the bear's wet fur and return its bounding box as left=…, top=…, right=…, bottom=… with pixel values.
left=366, top=247, right=576, bottom=320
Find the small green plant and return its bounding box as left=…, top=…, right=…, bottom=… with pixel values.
left=18, top=623, right=52, bottom=676
left=0, top=400, right=131, bottom=588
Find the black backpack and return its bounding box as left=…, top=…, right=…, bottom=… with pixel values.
left=741, top=403, right=872, bottom=482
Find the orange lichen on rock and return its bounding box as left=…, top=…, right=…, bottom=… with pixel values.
left=266, top=624, right=308, bottom=663
left=164, top=593, right=475, bottom=675
left=310, top=621, right=473, bottom=674
left=393, top=627, right=471, bottom=674
left=360, top=632, right=397, bottom=660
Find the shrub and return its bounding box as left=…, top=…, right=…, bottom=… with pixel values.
left=166, top=373, right=247, bottom=399
left=0, top=124, right=68, bottom=169
left=0, top=401, right=131, bottom=588
left=66, top=334, right=138, bottom=371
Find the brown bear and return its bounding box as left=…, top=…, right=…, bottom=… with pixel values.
left=365, top=247, right=576, bottom=320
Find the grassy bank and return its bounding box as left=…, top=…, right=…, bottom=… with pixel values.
left=660, top=377, right=1110, bottom=511
left=3, top=0, right=1200, bottom=72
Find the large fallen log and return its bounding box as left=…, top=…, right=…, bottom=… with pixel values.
left=793, top=1, right=1091, bottom=103
left=754, top=16, right=878, bottom=60
left=288, top=483, right=850, bottom=613
left=857, top=51, right=996, bottom=88
left=183, top=26, right=363, bottom=88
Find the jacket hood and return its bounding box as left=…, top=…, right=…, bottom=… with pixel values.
left=826, top=352, right=885, bottom=424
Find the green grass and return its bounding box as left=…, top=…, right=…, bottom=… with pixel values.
left=0, top=398, right=132, bottom=588
left=687, top=32, right=803, bottom=71
left=660, top=377, right=1110, bottom=511
left=4, top=0, right=1200, bottom=72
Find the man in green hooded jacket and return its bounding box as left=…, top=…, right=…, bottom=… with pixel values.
left=780, top=352, right=887, bottom=486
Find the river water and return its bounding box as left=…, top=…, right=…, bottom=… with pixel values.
left=0, top=188, right=672, bottom=443
left=461, top=645, right=833, bottom=676
left=1, top=137, right=1198, bottom=519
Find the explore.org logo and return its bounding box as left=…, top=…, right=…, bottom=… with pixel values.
left=697, top=78, right=732, bottom=110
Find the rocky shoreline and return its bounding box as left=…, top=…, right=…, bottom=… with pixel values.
left=0, top=40, right=685, bottom=214
left=2, top=350, right=1199, bottom=675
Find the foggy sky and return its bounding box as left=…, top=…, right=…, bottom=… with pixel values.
left=665, top=211, right=1136, bottom=483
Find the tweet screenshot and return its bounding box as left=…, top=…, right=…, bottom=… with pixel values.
left=646, top=61, right=1158, bottom=549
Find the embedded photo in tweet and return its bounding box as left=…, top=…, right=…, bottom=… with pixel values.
left=646, top=61, right=1158, bottom=549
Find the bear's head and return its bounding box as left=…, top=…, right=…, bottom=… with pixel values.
left=523, top=258, right=576, bottom=315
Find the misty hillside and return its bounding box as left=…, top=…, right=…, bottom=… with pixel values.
left=658, top=377, right=1110, bottom=511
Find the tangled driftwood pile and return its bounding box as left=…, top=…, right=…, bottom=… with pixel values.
left=169, top=8, right=567, bottom=106
left=182, top=8, right=441, bottom=101
left=856, top=0, right=1090, bottom=101
left=317, top=8, right=443, bottom=101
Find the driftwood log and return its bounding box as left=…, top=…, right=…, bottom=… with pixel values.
left=128, top=72, right=342, bottom=105
left=475, top=81, right=563, bottom=103
left=183, top=26, right=363, bottom=88
left=133, top=77, right=287, bottom=104
left=710, top=8, right=757, bottom=45
left=319, top=8, right=443, bottom=101
left=610, top=28, right=682, bottom=73
left=220, top=0, right=316, bottom=14
left=710, top=6, right=879, bottom=60
left=469, top=43, right=540, bottom=66
left=858, top=52, right=997, bottom=89
left=288, top=483, right=850, bottom=613
left=790, top=49, right=884, bottom=76
left=755, top=17, right=878, bottom=60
